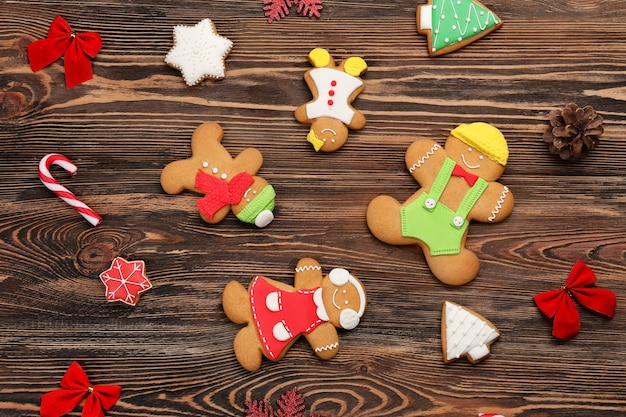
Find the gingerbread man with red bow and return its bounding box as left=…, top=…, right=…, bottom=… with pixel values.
left=160, top=122, right=276, bottom=228
left=367, top=122, right=514, bottom=285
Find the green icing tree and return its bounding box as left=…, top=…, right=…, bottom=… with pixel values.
left=431, top=0, right=500, bottom=53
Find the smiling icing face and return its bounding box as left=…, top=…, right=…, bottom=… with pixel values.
left=321, top=268, right=366, bottom=330
left=443, top=122, right=508, bottom=181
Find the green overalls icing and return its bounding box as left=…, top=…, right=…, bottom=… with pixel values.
left=400, top=157, right=487, bottom=256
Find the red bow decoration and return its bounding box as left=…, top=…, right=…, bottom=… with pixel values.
left=40, top=362, right=121, bottom=417
left=533, top=260, right=617, bottom=340
left=195, top=170, right=254, bottom=219
left=452, top=164, right=479, bottom=187
left=28, top=16, right=102, bottom=89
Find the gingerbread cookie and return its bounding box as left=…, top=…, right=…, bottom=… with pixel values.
left=160, top=122, right=276, bottom=228
left=222, top=258, right=367, bottom=371
left=417, top=0, right=502, bottom=57
left=366, top=122, right=514, bottom=285
left=294, top=48, right=367, bottom=152
left=442, top=301, right=500, bottom=364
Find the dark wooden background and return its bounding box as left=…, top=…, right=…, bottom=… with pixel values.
left=1, top=1, right=625, bottom=416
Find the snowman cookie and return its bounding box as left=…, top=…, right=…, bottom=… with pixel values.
left=366, top=122, right=514, bottom=285
left=222, top=258, right=367, bottom=371
left=294, top=48, right=367, bottom=152
left=160, top=122, right=276, bottom=228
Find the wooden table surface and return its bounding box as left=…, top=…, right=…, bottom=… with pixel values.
left=1, top=1, right=625, bottom=416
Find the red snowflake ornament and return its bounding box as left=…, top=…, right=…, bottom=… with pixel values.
left=99, top=257, right=152, bottom=306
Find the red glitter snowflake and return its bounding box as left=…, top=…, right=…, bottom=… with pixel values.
left=99, top=257, right=152, bottom=306
left=263, top=0, right=322, bottom=23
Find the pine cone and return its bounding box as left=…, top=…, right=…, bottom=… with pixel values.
left=543, top=103, right=604, bottom=161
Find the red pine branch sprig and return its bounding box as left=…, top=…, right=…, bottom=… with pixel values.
left=263, top=0, right=322, bottom=22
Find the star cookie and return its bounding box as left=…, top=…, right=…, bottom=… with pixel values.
left=165, top=18, right=233, bottom=86
left=99, top=257, right=153, bottom=306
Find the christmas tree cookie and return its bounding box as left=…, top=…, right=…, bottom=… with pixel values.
left=417, top=0, right=502, bottom=56
left=442, top=301, right=499, bottom=363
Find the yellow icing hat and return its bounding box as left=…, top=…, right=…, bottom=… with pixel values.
left=451, top=122, right=509, bottom=166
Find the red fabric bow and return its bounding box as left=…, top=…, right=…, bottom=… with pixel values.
left=533, top=260, right=617, bottom=340
left=28, top=16, right=102, bottom=89
left=452, top=164, right=479, bottom=187
left=195, top=170, right=255, bottom=219
left=40, top=362, right=121, bottom=417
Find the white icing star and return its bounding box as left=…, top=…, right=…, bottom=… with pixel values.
left=165, top=18, right=233, bottom=86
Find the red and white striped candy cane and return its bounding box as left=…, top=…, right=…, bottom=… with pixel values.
left=38, top=153, right=102, bottom=226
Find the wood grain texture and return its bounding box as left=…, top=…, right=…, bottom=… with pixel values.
left=1, top=1, right=626, bottom=416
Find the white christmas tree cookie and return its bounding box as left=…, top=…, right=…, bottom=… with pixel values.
left=442, top=301, right=499, bottom=363
left=417, top=0, right=502, bottom=57
left=165, top=18, right=233, bottom=86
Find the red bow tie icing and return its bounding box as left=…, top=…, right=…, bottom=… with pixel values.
left=28, top=16, right=102, bottom=89
left=452, top=164, right=479, bottom=187
left=533, top=260, right=616, bottom=340
left=40, top=361, right=121, bottom=417
left=194, top=170, right=254, bottom=220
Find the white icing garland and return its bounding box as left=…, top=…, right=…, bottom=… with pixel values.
left=409, top=143, right=441, bottom=173
left=295, top=264, right=322, bottom=273
left=314, top=342, right=339, bottom=352
left=488, top=185, right=509, bottom=222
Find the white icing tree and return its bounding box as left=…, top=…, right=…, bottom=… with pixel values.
left=442, top=301, right=499, bottom=363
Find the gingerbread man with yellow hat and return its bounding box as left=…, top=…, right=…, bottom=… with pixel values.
left=367, top=122, right=514, bottom=286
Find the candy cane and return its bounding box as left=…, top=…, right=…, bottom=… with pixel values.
left=38, top=153, right=102, bottom=226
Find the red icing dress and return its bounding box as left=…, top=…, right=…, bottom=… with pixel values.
left=249, top=276, right=328, bottom=359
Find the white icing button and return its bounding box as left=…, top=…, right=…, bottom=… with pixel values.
left=221, top=173, right=228, bottom=180
left=453, top=216, right=464, bottom=227
left=212, top=167, right=219, bottom=174
left=458, top=37, right=462, bottom=42
left=424, top=198, right=436, bottom=209
left=202, top=161, right=209, bottom=168
left=255, top=210, right=274, bottom=228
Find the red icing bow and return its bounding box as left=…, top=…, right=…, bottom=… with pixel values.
left=195, top=170, right=254, bottom=219
left=452, top=164, right=479, bottom=187
left=40, top=361, right=121, bottom=417
left=533, top=260, right=617, bottom=340
left=28, top=16, right=102, bottom=89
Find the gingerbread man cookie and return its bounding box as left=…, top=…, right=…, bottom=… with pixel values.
left=160, top=122, right=276, bottom=228
left=366, top=122, right=514, bottom=286
left=222, top=257, right=367, bottom=371
left=294, top=48, right=367, bottom=152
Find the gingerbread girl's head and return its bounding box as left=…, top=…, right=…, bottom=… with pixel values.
left=444, top=122, right=509, bottom=181
left=320, top=267, right=367, bottom=330
left=295, top=48, right=368, bottom=152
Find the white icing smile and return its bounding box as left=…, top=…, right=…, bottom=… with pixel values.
left=320, top=128, right=337, bottom=144
left=461, top=148, right=484, bottom=170
left=332, top=288, right=349, bottom=310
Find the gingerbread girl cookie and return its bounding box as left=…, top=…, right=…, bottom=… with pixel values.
left=160, top=122, right=276, bottom=228
left=222, top=257, right=367, bottom=371
left=366, top=122, right=514, bottom=285
left=294, top=48, right=367, bottom=152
